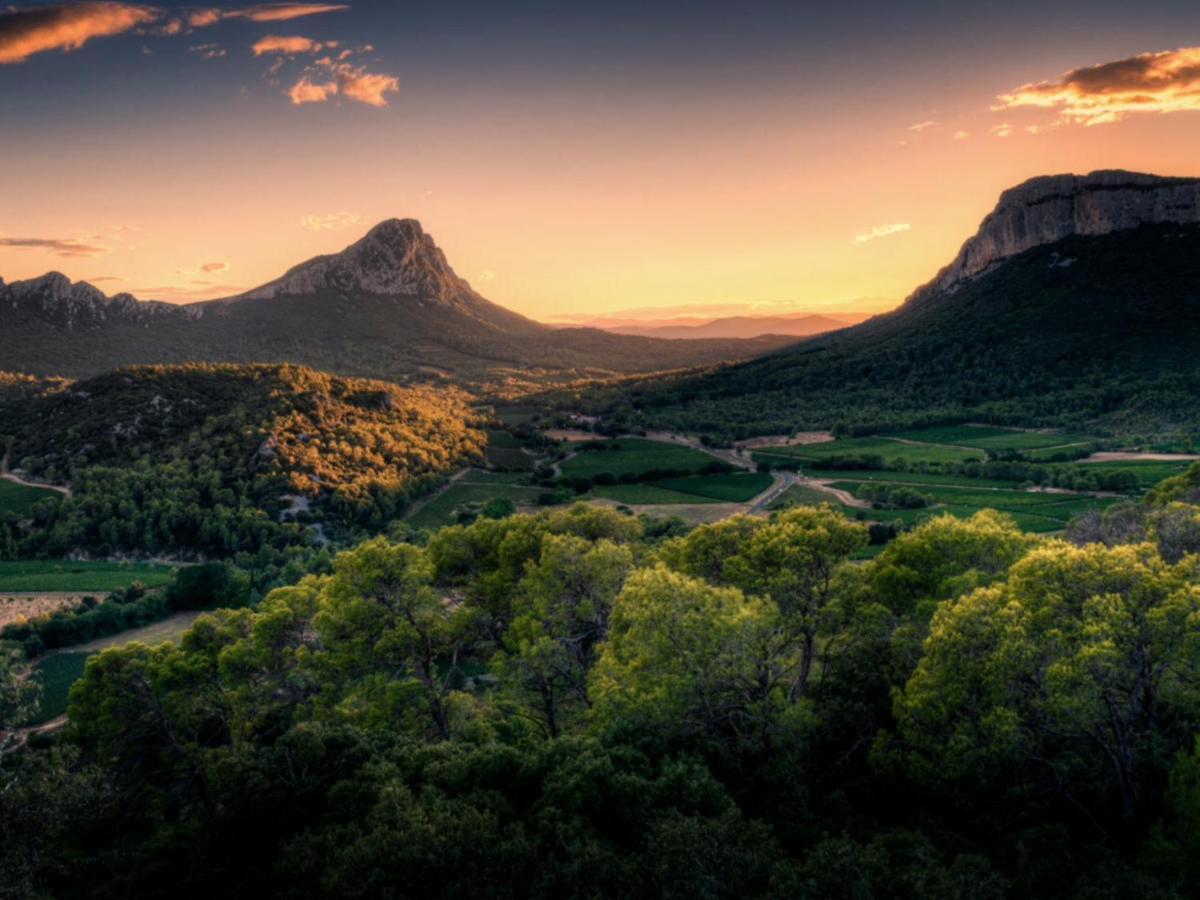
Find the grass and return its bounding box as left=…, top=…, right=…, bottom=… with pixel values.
left=593, top=484, right=724, bottom=505
left=485, top=429, right=527, bottom=449
left=0, top=560, right=176, bottom=593
left=561, top=438, right=718, bottom=479
left=885, top=425, right=1093, bottom=451
left=654, top=472, right=774, bottom=502
left=485, top=446, right=535, bottom=470
left=407, top=482, right=548, bottom=530
left=804, top=468, right=1021, bottom=489
left=755, top=437, right=985, bottom=466
left=0, top=479, right=61, bottom=516
left=1073, top=460, right=1194, bottom=487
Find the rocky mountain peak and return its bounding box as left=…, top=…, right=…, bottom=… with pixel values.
left=233, top=217, right=476, bottom=303
left=922, top=169, right=1200, bottom=297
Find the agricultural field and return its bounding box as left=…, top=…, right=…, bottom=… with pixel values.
left=592, top=483, right=724, bottom=505
left=561, top=438, right=719, bottom=479
left=0, top=479, right=61, bottom=516
left=406, top=480, right=549, bottom=530
left=768, top=483, right=845, bottom=510
left=0, top=560, right=176, bottom=593
left=754, top=436, right=986, bottom=466
left=484, top=429, right=538, bottom=470
left=1075, top=459, right=1194, bottom=488
left=654, top=472, right=773, bottom=502
left=884, top=425, right=1093, bottom=452
left=830, top=480, right=1122, bottom=533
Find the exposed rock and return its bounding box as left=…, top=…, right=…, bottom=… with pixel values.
left=225, top=218, right=480, bottom=306
left=916, top=170, right=1200, bottom=300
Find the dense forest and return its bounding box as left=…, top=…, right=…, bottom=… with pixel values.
left=0, top=364, right=483, bottom=582
left=4, top=465, right=1200, bottom=897
left=580, top=226, right=1200, bottom=445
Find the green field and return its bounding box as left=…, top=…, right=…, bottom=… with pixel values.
left=0, top=479, right=61, bottom=516
left=407, top=482, right=548, bottom=530
left=654, top=472, right=773, bottom=502
left=1075, top=459, right=1194, bottom=487
left=561, top=438, right=720, bottom=479
left=0, top=560, right=176, bottom=592
left=885, top=425, right=1093, bottom=452
left=593, top=483, right=724, bottom=505
left=832, top=480, right=1121, bottom=532
left=755, top=437, right=985, bottom=466
left=805, top=468, right=1020, bottom=489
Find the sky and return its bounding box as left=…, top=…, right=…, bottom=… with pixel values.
left=3, top=1, right=1200, bottom=320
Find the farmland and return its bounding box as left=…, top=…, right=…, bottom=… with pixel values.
left=560, top=438, right=718, bottom=478
left=0, top=560, right=176, bottom=593
left=753, top=435, right=986, bottom=466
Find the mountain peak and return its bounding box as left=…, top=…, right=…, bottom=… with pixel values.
left=921, top=169, right=1200, bottom=298
left=233, top=217, right=473, bottom=303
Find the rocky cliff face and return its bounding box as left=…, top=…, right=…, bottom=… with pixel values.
left=919, top=170, right=1200, bottom=298
left=0, top=272, right=182, bottom=328
left=227, top=218, right=479, bottom=305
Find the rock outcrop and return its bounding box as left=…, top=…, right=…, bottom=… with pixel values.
left=226, top=218, right=479, bottom=305
left=918, top=170, right=1200, bottom=299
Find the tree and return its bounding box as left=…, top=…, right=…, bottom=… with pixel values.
left=894, top=540, right=1200, bottom=828
left=497, top=534, right=634, bottom=736
left=313, top=537, right=480, bottom=739
left=590, top=565, right=779, bottom=744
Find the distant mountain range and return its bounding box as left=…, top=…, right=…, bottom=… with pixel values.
left=0, top=220, right=796, bottom=390
left=589, top=312, right=873, bottom=340
left=621, top=170, right=1200, bottom=440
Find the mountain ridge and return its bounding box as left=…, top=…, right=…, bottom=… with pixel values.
left=0, top=220, right=797, bottom=387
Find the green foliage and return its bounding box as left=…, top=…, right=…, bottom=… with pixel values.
left=0, top=560, right=174, bottom=592
left=8, top=498, right=1200, bottom=897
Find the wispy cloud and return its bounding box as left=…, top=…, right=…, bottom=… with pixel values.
left=298, top=211, right=362, bottom=230
left=996, top=46, right=1200, bottom=126
left=908, top=120, right=938, bottom=132
left=189, top=43, right=226, bottom=59
left=854, top=223, right=911, bottom=244
left=0, top=2, right=156, bottom=65
left=252, top=34, right=330, bottom=55
left=0, top=236, right=111, bottom=257
left=200, top=261, right=230, bottom=272
left=990, top=123, right=1013, bottom=138
left=189, top=4, right=349, bottom=27
left=953, top=130, right=969, bottom=140
left=288, top=59, right=398, bottom=107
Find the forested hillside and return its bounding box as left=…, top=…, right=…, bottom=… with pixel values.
left=602, top=224, right=1200, bottom=444
left=4, top=495, right=1200, bottom=897
left=0, top=364, right=483, bottom=570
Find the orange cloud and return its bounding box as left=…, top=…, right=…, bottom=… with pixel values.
left=288, top=76, right=338, bottom=104
left=997, top=46, right=1200, bottom=126
left=190, top=4, right=350, bottom=28
left=289, top=61, right=398, bottom=107
left=200, top=261, right=230, bottom=272
left=0, top=2, right=156, bottom=65
left=253, top=34, right=323, bottom=55
left=0, top=236, right=110, bottom=257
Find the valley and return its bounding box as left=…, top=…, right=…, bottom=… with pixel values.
left=5, top=169, right=1200, bottom=899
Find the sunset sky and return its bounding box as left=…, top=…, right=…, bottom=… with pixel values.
left=3, top=1, right=1200, bottom=320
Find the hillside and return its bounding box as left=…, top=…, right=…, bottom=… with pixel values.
left=610, top=171, right=1200, bottom=442
left=0, top=364, right=483, bottom=561
left=0, top=220, right=795, bottom=391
